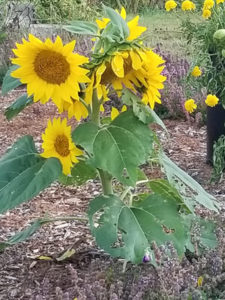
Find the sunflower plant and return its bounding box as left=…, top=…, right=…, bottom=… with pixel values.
left=0, top=6, right=220, bottom=264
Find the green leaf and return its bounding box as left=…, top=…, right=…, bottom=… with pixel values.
left=104, top=5, right=129, bottom=39
left=183, top=215, right=217, bottom=253
left=160, top=152, right=220, bottom=212
left=72, top=122, right=99, bottom=154
left=198, top=219, right=217, bottom=250
left=59, top=160, right=97, bottom=186
left=4, top=94, right=33, bottom=120
left=122, top=89, right=167, bottom=131
left=0, top=218, right=49, bottom=251
left=1, top=65, right=22, bottom=95
left=64, top=21, right=98, bottom=36
left=88, top=193, right=187, bottom=264
left=148, top=179, right=191, bottom=212
left=92, top=111, right=154, bottom=186
left=0, top=136, right=62, bottom=213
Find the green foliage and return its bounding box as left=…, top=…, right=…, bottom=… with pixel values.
left=34, top=0, right=99, bottom=23
left=59, top=160, right=97, bottom=185
left=0, top=64, right=8, bottom=85
left=0, top=218, right=48, bottom=251
left=122, top=89, right=168, bottom=131
left=0, top=136, right=62, bottom=213
left=103, top=0, right=164, bottom=13
left=160, top=152, right=220, bottom=212
left=88, top=193, right=187, bottom=263
left=211, top=135, right=225, bottom=182
left=73, top=111, right=154, bottom=186
left=64, top=21, right=98, bottom=36
left=1, top=65, right=21, bottom=96
left=4, top=94, right=33, bottom=120
left=104, top=5, right=129, bottom=39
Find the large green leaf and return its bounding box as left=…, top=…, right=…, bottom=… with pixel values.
left=103, top=5, right=129, bottom=39
left=160, top=152, right=220, bottom=212
left=88, top=194, right=187, bottom=264
left=73, top=112, right=153, bottom=186
left=64, top=21, right=98, bottom=36
left=93, top=111, right=153, bottom=186
left=148, top=179, right=191, bottom=212
left=72, top=122, right=99, bottom=154
left=4, top=94, right=33, bottom=120
left=1, top=65, right=21, bottom=95
left=0, top=136, right=62, bottom=213
left=59, top=160, right=97, bottom=186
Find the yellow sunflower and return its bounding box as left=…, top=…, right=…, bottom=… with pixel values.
left=85, top=48, right=166, bottom=109
left=11, top=34, right=90, bottom=107
left=41, top=118, right=83, bottom=175
left=95, top=7, right=146, bottom=41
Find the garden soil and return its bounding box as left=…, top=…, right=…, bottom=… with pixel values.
left=0, top=91, right=225, bottom=300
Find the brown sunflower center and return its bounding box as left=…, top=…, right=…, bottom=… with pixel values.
left=54, top=135, right=70, bottom=157
left=34, top=50, right=70, bottom=84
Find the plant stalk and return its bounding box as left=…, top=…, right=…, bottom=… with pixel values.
left=91, top=88, right=113, bottom=195
left=91, top=89, right=100, bottom=126
left=98, top=169, right=113, bottom=195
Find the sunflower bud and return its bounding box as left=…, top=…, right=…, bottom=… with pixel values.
left=213, top=29, right=225, bottom=47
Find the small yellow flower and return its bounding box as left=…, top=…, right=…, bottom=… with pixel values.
left=41, top=118, right=83, bottom=175
left=184, top=99, right=197, bottom=113
left=202, top=9, right=212, bottom=19
left=203, top=0, right=214, bottom=9
left=191, top=66, right=202, bottom=77
left=217, top=0, right=224, bottom=3
left=205, top=94, right=219, bottom=107
left=181, top=0, right=196, bottom=10
left=165, top=0, right=177, bottom=11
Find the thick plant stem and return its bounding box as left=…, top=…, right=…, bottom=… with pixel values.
left=91, top=89, right=100, bottom=126
left=91, top=89, right=113, bottom=195
left=98, top=169, right=113, bottom=195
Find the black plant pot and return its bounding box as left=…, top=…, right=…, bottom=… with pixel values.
left=206, top=103, right=225, bottom=164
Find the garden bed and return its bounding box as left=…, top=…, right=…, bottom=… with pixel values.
left=0, top=90, right=225, bottom=299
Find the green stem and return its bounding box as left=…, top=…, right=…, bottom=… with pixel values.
left=91, top=89, right=100, bottom=126
left=98, top=169, right=113, bottom=195
left=90, top=88, right=113, bottom=195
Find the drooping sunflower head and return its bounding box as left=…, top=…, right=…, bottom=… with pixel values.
left=41, top=118, right=83, bottom=175
left=11, top=34, right=90, bottom=107
left=85, top=47, right=166, bottom=110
